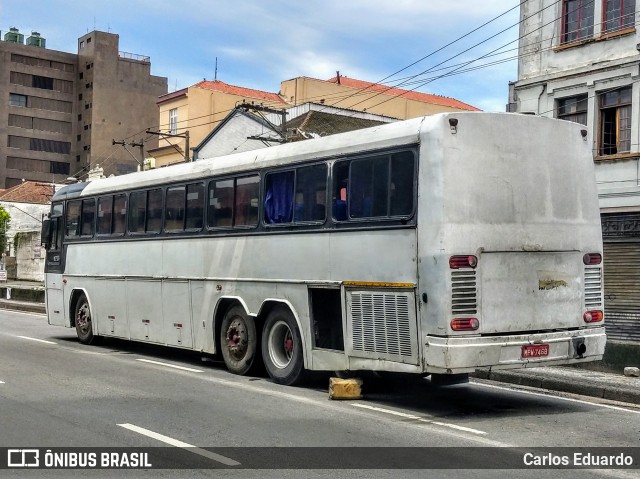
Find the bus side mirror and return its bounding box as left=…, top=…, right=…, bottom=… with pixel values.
left=41, top=218, right=51, bottom=250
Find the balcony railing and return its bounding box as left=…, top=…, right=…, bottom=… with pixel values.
left=118, top=51, right=150, bottom=63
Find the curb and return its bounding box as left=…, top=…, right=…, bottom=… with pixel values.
left=472, top=369, right=640, bottom=405
left=0, top=299, right=46, bottom=315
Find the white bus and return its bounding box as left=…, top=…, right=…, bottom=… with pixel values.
left=41, top=112, right=606, bottom=386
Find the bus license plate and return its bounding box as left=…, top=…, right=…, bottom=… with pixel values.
left=521, top=344, right=549, bottom=358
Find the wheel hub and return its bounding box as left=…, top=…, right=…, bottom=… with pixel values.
left=226, top=318, right=247, bottom=360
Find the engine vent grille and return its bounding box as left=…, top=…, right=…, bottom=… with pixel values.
left=451, top=270, right=477, bottom=315
left=350, top=292, right=414, bottom=359
left=584, top=266, right=603, bottom=309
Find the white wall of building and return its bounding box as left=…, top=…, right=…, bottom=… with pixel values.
left=512, top=0, right=640, bottom=211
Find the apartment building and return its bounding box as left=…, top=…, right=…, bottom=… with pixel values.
left=0, top=28, right=167, bottom=187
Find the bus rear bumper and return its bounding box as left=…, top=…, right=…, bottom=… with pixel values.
left=423, top=327, right=606, bottom=374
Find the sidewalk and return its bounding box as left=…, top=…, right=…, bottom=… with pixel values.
left=473, top=366, right=640, bottom=405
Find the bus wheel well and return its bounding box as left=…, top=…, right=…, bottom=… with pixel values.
left=68, top=289, right=86, bottom=328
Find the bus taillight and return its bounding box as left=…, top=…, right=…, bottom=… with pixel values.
left=450, top=318, right=479, bottom=331
left=449, top=255, right=478, bottom=269
left=583, top=253, right=602, bottom=265
left=583, top=310, right=603, bottom=323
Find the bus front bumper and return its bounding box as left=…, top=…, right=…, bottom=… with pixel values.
left=423, top=327, right=606, bottom=374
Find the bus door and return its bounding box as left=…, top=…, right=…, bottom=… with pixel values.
left=43, top=203, right=67, bottom=327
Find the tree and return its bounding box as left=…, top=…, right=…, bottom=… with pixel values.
left=0, top=206, right=11, bottom=255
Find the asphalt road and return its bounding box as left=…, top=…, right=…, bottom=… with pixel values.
left=1, top=310, right=639, bottom=478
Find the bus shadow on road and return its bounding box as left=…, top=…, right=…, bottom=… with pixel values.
left=52, top=334, right=590, bottom=418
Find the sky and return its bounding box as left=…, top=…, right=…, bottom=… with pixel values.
left=1, top=1, right=522, bottom=113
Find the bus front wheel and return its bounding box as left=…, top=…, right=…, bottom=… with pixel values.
left=74, top=294, right=96, bottom=345
left=220, top=305, right=258, bottom=375
left=262, top=306, right=305, bottom=386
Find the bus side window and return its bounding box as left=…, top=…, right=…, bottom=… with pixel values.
left=165, top=186, right=186, bottom=232
left=80, top=199, right=96, bottom=237
left=146, top=188, right=163, bottom=233
left=128, top=191, right=146, bottom=233
left=208, top=179, right=234, bottom=228
left=185, top=182, right=204, bottom=230
left=332, top=162, right=349, bottom=221
left=96, top=196, right=113, bottom=235
left=294, top=164, right=326, bottom=223
left=264, top=171, right=294, bottom=224
left=65, top=200, right=81, bottom=238
left=113, top=194, right=127, bottom=235
left=390, top=151, right=415, bottom=216
left=235, top=175, right=259, bottom=227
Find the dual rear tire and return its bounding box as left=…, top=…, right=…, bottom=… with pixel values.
left=220, top=304, right=304, bottom=385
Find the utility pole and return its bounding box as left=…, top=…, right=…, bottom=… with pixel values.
left=130, top=139, right=144, bottom=168
left=238, top=102, right=288, bottom=143
left=112, top=139, right=144, bottom=169
left=145, top=130, right=190, bottom=162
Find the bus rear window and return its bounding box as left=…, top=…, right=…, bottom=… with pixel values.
left=333, top=151, right=415, bottom=221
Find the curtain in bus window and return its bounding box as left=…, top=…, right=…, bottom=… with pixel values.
left=235, top=176, right=259, bottom=227
left=264, top=171, right=294, bottom=224
left=146, top=189, right=163, bottom=233
left=80, top=199, right=95, bottom=237
left=113, top=194, right=127, bottom=235
left=185, top=183, right=204, bottom=230
left=65, top=200, right=81, bottom=237
left=294, top=164, right=326, bottom=222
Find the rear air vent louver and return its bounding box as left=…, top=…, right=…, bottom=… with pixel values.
left=451, top=270, right=477, bottom=314
left=584, top=266, right=603, bottom=309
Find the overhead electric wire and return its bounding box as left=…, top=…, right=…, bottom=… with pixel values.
left=349, top=0, right=595, bottom=115
left=85, top=0, right=619, bottom=176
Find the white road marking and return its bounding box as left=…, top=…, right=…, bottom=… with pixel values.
left=351, top=403, right=487, bottom=435
left=0, top=380, right=4, bottom=384
left=135, top=358, right=203, bottom=373
left=475, top=381, right=640, bottom=415
left=117, top=423, right=239, bottom=466
left=16, top=335, right=57, bottom=345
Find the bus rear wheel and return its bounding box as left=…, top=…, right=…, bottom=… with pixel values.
left=220, top=305, right=258, bottom=376
left=74, top=294, right=96, bottom=345
left=262, top=306, right=304, bottom=386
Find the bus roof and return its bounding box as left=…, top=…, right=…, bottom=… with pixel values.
left=54, top=115, right=428, bottom=200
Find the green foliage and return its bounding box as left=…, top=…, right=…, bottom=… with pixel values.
left=0, top=206, right=9, bottom=254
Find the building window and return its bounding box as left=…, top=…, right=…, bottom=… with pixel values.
left=9, top=93, right=27, bottom=107
left=603, top=0, right=636, bottom=34
left=599, top=87, right=632, bottom=156
left=562, top=0, right=594, bottom=43
left=79, top=41, right=85, bottom=49
left=169, top=108, right=178, bottom=134
left=557, top=95, right=588, bottom=125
